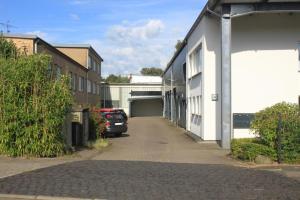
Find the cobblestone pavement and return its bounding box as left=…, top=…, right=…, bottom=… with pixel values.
left=0, top=160, right=299, bottom=200
left=0, top=117, right=299, bottom=200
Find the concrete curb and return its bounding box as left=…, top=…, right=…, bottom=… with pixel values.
left=0, top=193, right=106, bottom=200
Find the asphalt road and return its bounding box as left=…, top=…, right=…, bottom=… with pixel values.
left=0, top=117, right=299, bottom=200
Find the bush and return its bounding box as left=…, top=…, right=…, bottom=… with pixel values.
left=251, top=102, right=300, bottom=163
left=0, top=38, right=73, bottom=157
left=89, top=108, right=106, bottom=140
left=231, top=139, right=276, bottom=161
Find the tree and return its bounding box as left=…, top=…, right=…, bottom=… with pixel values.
left=140, top=67, right=163, bottom=76
left=175, top=40, right=183, bottom=52
left=105, top=74, right=129, bottom=83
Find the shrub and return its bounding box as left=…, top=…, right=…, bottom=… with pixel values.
left=89, top=108, right=106, bottom=140
left=0, top=40, right=73, bottom=157
left=251, top=102, right=300, bottom=163
left=231, top=139, right=276, bottom=161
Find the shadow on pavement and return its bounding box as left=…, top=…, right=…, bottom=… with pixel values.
left=0, top=160, right=299, bottom=200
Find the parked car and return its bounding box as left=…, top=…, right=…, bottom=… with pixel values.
left=100, top=108, right=128, bottom=121
left=100, top=111, right=127, bottom=137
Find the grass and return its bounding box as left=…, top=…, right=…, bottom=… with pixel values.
left=87, top=139, right=110, bottom=150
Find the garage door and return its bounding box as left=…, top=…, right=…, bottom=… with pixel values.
left=131, top=99, right=163, bottom=117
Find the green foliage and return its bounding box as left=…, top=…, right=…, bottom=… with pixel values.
left=0, top=50, right=73, bottom=157
left=231, top=139, right=276, bottom=161
left=0, top=36, right=19, bottom=59
left=175, top=40, right=183, bottom=52
left=251, top=102, right=300, bottom=162
left=104, top=74, right=129, bottom=83
left=140, top=67, right=163, bottom=76
left=89, top=108, right=106, bottom=140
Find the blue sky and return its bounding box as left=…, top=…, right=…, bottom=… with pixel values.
left=1, top=0, right=207, bottom=76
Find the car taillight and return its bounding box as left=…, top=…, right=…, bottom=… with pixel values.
left=105, top=121, right=111, bottom=127
left=105, top=114, right=112, bottom=119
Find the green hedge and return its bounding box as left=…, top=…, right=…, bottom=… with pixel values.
left=0, top=37, right=73, bottom=157
left=232, top=102, right=300, bottom=163
left=251, top=102, right=300, bottom=163
left=231, top=139, right=276, bottom=161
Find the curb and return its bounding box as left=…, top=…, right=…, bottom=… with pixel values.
left=0, top=194, right=106, bottom=200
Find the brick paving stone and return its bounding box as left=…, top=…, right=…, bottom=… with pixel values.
left=0, top=160, right=299, bottom=200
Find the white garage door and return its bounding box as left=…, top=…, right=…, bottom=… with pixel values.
left=131, top=99, right=163, bottom=117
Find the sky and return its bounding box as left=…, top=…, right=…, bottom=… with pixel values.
left=1, top=0, right=207, bottom=76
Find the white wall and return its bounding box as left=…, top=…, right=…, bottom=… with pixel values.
left=101, top=84, right=162, bottom=116
left=231, top=13, right=300, bottom=138
left=187, top=15, right=221, bottom=141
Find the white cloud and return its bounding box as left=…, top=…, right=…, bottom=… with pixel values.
left=69, top=13, right=80, bottom=21
left=107, top=19, right=164, bottom=42
left=26, top=30, right=54, bottom=41
left=70, top=0, right=92, bottom=5
left=85, top=19, right=183, bottom=76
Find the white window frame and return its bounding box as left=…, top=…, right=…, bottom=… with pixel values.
left=188, top=41, right=203, bottom=78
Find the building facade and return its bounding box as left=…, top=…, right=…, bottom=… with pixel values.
left=162, top=46, right=187, bottom=128
left=163, top=0, right=300, bottom=148
left=54, top=44, right=103, bottom=106
left=101, top=83, right=163, bottom=117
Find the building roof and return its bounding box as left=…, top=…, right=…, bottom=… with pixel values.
left=1, top=33, right=38, bottom=39
left=52, top=43, right=104, bottom=62
left=130, top=75, right=162, bottom=84
left=2, top=33, right=88, bottom=72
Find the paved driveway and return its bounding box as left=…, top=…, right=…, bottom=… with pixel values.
left=93, top=117, right=237, bottom=165
left=0, top=117, right=299, bottom=200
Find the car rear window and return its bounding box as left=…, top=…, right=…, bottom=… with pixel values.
left=105, top=113, right=124, bottom=120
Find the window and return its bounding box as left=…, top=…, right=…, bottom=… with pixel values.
left=298, top=43, right=300, bottom=72
left=98, top=63, right=101, bottom=75
left=69, top=72, right=73, bottom=89
left=189, top=43, right=203, bottom=77
left=93, top=60, right=97, bottom=71
left=87, top=80, right=91, bottom=93
left=183, top=63, right=186, bottom=82
left=93, top=82, right=97, bottom=94
left=73, top=74, right=77, bottom=91
left=56, top=65, right=61, bottom=80
left=78, top=76, right=84, bottom=92
left=88, top=56, right=92, bottom=69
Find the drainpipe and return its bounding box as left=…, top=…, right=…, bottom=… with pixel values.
left=221, top=5, right=232, bottom=149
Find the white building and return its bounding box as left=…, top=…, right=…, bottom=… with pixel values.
left=163, top=0, right=300, bottom=148
left=101, top=83, right=163, bottom=117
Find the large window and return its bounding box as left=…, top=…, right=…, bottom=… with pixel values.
left=87, top=80, right=91, bottom=93
left=189, top=43, right=203, bottom=77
